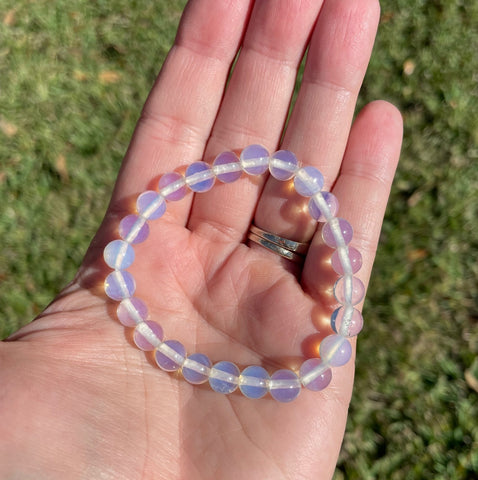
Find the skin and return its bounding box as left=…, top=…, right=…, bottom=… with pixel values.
left=0, top=1, right=403, bottom=479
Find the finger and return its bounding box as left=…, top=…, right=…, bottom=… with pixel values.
left=108, top=0, right=253, bottom=225
left=302, top=100, right=403, bottom=311
left=187, top=0, right=324, bottom=242
left=254, top=0, right=381, bottom=245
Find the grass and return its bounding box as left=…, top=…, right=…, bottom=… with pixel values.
left=1, top=0, right=477, bottom=478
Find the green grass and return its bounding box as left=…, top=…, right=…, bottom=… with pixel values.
left=1, top=0, right=477, bottom=478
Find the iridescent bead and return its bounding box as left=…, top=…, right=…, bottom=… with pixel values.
left=331, top=306, right=364, bottom=337
left=119, top=214, right=150, bottom=244
left=133, top=320, right=163, bottom=351
left=209, top=361, right=240, bottom=394
left=239, top=366, right=270, bottom=399
left=334, top=276, right=365, bottom=305
left=136, top=190, right=166, bottom=220
left=117, top=297, right=148, bottom=327
left=293, top=166, right=324, bottom=197
left=185, top=161, right=215, bottom=192
left=212, top=151, right=242, bottom=183
left=319, top=334, right=352, bottom=367
left=155, top=340, right=186, bottom=372
left=182, top=353, right=211, bottom=385
left=103, top=239, right=135, bottom=270
left=158, top=172, right=187, bottom=201
left=299, top=358, right=332, bottom=391
left=269, top=369, right=301, bottom=403
left=308, top=192, right=339, bottom=222
left=322, top=218, right=353, bottom=248
left=240, top=144, right=269, bottom=175
left=104, top=270, right=135, bottom=300
left=269, top=150, right=299, bottom=181
left=331, top=246, right=362, bottom=275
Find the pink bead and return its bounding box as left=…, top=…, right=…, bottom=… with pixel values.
left=322, top=218, right=353, bottom=248
left=331, top=246, right=363, bottom=275
left=133, top=321, right=163, bottom=351
left=308, top=192, right=339, bottom=222
left=333, top=276, right=365, bottom=306
left=119, top=214, right=150, bottom=244
left=117, top=297, right=148, bottom=327
left=299, top=358, right=332, bottom=391
left=331, top=307, right=364, bottom=337
left=158, top=172, right=187, bottom=201
left=319, top=334, right=352, bottom=367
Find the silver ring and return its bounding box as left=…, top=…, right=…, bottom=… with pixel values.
left=247, top=225, right=310, bottom=263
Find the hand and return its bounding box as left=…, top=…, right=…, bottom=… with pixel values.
left=0, top=1, right=402, bottom=479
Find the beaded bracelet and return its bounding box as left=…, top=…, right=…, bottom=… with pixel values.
left=103, top=145, right=364, bottom=403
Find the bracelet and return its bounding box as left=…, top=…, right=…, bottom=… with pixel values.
left=103, top=145, right=364, bottom=402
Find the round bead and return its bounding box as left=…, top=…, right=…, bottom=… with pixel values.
left=269, top=369, right=301, bottom=403
left=331, top=246, right=362, bottom=275
left=293, top=166, right=324, bottom=197
left=213, top=151, right=242, bottom=183
left=185, top=161, right=215, bottom=192
left=155, top=340, right=186, bottom=372
left=182, top=353, right=211, bottom=385
left=319, top=334, right=352, bottom=367
left=240, top=144, right=269, bottom=175
left=119, top=214, right=150, bottom=244
left=158, top=172, right=187, bottom=201
left=308, top=192, right=339, bottom=222
left=103, top=239, right=135, bottom=270
left=239, top=366, right=270, bottom=399
left=299, top=358, right=332, bottom=391
left=322, top=218, right=353, bottom=248
left=117, top=297, right=148, bottom=327
left=334, top=276, right=365, bottom=306
left=136, top=190, right=166, bottom=220
left=133, top=320, right=164, bottom=351
left=209, top=361, right=240, bottom=394
left=104, top=270, right=135, bottom=300
left=331, top=306, right=364, bottom=337
left=269, top=150, right=299, bottom=181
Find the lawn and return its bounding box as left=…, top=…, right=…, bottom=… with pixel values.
left=1, top=0, right=477, bottom=478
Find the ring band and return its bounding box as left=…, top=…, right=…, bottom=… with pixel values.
left=249, top=225, right=310, bottom=255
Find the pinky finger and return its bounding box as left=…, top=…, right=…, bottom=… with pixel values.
left=303, top=100, right=403, bottom=302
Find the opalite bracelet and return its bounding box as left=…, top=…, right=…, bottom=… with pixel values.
left=103, top=145, right=364, bottom=402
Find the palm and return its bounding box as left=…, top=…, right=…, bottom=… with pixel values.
left=1, top=1, right=402, bottom=479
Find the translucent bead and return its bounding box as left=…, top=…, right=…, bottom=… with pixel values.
left=213, top=151, right=242, bottom=183
left=182, top=353, right=211, bottom=385
left=133, top=320, right=164, bottom=351
left=322, top=218, right=353, bottom=248
left=239, top=366, right=270, bottom=399
left=136, top=190, right=166, bottom=220
left=293, top=166, right=324, bottom=197
left=308, top=192, right=339, bottom=222
left=331, top=306, right=363, bottom=337
left=158, top=172, right=187, bottom=201
left=299, top=358, right=332, bottom=391
left=117, top=297, right=148, bottom=327
left=104, top=270, right=135, bottom=300
left=269, top=369, right=301, bottom=403
left=269, top=150, right=298, bottom=181
left=119, top=214, right=150, bottom=244
left=331, top=246, right=362, bottom=275
left=240, top=144, right=269, bottom=175
left=185, top=161, right=215, bottom=192
left=103, top=240, right=135, bottom=270
left=334, top=276, right=365, bottom=305
left=319, top=334, right=352, bottom=367
left=209, top=361, right=240, bottom=394
left=155, top=340, right=186, bottom=372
